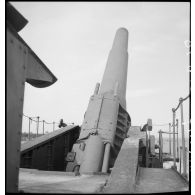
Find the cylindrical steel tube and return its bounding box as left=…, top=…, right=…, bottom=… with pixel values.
left=169, top=123, right=171, bottom=154
left=176, top=119, right=179, bottom=158
left=102, top=143, right=111, bottom=172
left=99, top=28, right=128, bottom=109
left=80, top=135, right=104, bottom=173
left=180, top=146, right=182, bottom=173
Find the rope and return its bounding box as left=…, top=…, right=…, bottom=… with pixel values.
left=22, top=113, right=75, bottom=136
left=23, top=113, right=73, bottom=126
left=23, top=114, right=37, bottom=119
left=44, top=121, right=54, bottom=125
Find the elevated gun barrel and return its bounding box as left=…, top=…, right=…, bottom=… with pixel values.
left=99, top=28, right=128, bottom=108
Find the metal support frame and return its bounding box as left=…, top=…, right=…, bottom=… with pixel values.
left=159, top=130, right=163, bottom=166
left=172, top=108, right=177, bottom=169
left=179, top=98, right=187, bottom=178
left=176, top=119, right=179, bottom=159
left=43, top=120, right=45, bottom=135
left=145, top=129, right=148, bottom=167
left=179, top=146, right=182, bottom=173
left=169, top=123, right=171, bottom=154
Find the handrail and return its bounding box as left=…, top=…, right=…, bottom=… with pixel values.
left=158, top=94, right=189, bottom=179
left=174, top=94, right=189, bottom=112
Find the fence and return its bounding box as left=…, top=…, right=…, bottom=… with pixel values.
left=22, top=114, right=75, bottom=141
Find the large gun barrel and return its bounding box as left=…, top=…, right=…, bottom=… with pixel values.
left=66, top=28, right=131, bottom=173
left=99, top=27, right=128, bottom=108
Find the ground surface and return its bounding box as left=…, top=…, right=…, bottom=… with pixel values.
left=134, top=167, right=189, bottom=193
left=19, top=168, right=108, bottom=193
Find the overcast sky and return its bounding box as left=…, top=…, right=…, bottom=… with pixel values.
left=11, top=2, right=190, bottom=137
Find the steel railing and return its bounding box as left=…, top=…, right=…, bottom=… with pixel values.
left=158, top=94, right=190, bottom=179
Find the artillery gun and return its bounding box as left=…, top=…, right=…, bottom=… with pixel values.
left=66, top=28, right=131, bottom=174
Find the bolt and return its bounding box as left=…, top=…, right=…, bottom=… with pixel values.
left=18, top=114, right=22, bottom=118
